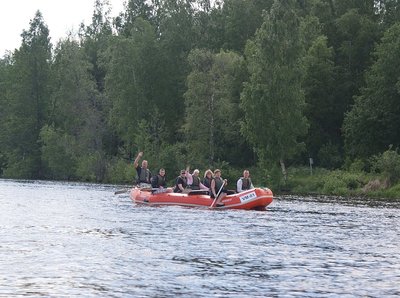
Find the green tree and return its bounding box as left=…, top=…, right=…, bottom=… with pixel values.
left=42, top=39, right=104, bottom=181
left=0, top=56, right=12, bottom=175
left=2, top=11, right=51, bottom=178
left=376, top=0, right=400, bottom=28
left=105, top=17, right=164, bottom=161
left=221, top=0, right=273, bottom=53
left=343, top=23, right=400, bottom=158
left=79, top=0, right=113, bottom=92
left=241, top=0, right=308, bottom=184
left=184, top=48, right=247, bottom=167
left=303, top=35, right=339, bottom=168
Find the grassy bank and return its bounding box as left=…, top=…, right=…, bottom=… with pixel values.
left=279, top=166, right=400, bottom=200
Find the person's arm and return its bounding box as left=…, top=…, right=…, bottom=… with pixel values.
left=211, top=179, right=216, bottom=196
left=133, top=151, right=143, bottom=168
left=199, top=182, right=209, bottom=190
left=237, top=178, right=243, bottom=192
left=186, top=171, right=193, bottom=186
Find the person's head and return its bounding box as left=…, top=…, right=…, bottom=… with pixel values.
left=193, top=169, right=199, bottom=176
left=141, top=160, right=148, bottom=169
left=204, top=169, right=213, bottom=178
left=159, top=168, right=165, bottom=176
left=214, top=169, right=221, bottom=177
left=180, top=169, right=186, bottom=177
left=243, top=170, right=250, bottom=178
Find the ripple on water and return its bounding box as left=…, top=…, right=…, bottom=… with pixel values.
left=0, top=179, right=399, bottom=297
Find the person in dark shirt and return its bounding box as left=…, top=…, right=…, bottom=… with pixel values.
left=151, top=168, right=167, bottom=193
left=151, top=168, right=167, bottom=188
left=133, top=151, right=151, bottom=185
left=174, top=170, right=187, bottom=193
left=202, top=169, right=213, bottom=190
left=210, top=169, right=227, bottom=207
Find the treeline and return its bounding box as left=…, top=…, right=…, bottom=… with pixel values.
left=1, top=0, right=400, bottom=188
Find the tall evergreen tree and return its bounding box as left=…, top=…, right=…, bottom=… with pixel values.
left=2, top=11, right=51, bottom=178
left=0, top=56, right=12, bottom=175
left=303, top=35, right=339, bottom=168
left=41, top=39, right=102, bottom=180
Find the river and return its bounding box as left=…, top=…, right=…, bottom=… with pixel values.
left=0, top=179, right=399, bottom=297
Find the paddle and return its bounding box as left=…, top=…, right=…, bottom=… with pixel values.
left=114, top=186, right=159, bottom=195
left=114, top=189, right=129, bottom=195
left=210, top=181, right=225, bottom=208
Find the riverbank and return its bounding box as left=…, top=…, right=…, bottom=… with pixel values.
left=279, top=166, right=400, bottom=200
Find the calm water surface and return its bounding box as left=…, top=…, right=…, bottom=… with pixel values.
left=0, top=179, right=399, bottom=297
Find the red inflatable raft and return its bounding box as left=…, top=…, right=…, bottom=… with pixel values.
left=130, top=187, right=273, bottom=210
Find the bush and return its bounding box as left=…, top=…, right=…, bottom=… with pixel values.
left=322, top=171, right=347, bottom=195
left=76, top=151, right=107, bottom=182
left=105, top=158, right=135, bottom=184
left=371, top=147, right=400, bottom=186
left=322, top=170, right=363, bottom=195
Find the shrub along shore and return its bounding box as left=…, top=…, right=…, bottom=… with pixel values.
left=281, top=167, right=400, bottom=200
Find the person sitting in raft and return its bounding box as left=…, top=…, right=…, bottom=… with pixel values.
left=133, top=151, right=151, bottom=186
left=151, top=168, right=167, bottom=193
left=236, top=169, right=255, bottom=193
left=202, top=169, right=213, bottom=190
left=186, top=169, right=209, bottom=191
left=210, top=169, right=228, bottom=207
left=173, top=169, right=187, bottom=193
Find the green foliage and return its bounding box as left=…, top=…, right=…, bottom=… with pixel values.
left=76, top=151, right=106, bottom=182
left=1, top=0, right=400, bottom=199
left=156, top=142, right=187, bottom=184
left=241, top=0, right=308, bottom=166
left=2, top=156, right=37, bottom=179
left=39, top=125, right=77, bottom=180
left=105, top=18, right=161, bottom=144
left=105, top=158, right=136, bottom=184
left=370, top=147, right=400, bottom=186
left=1, top=11, right=51, bottom=178
left=346, top=158, right=367, bottom=173
left=317, top=142, right=343, bottom=169
left=184, top=48, right=246, bottom=167
left=221, top=0, right=273, bottom=53
left=302, top=35, right=340, bottom=167
left=381, top=184, right=400, bottom=199
left=344, top=23, right=400, bottom=158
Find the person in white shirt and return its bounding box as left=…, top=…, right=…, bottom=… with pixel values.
left=236, top=170, right=254, bottom=193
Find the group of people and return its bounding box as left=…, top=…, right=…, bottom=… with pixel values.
left=133, top=152, right=254, bottom=207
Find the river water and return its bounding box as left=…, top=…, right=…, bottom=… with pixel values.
left=0, top=179, right=399, bottom=297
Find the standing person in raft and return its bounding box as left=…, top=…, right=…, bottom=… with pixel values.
left=236, top=170, right=255, bottom=193
left=174, top=169, right=187, bottom=193
left=133, top=151, right=151, bottom=186
left=211, top=169, right=228, bottom=207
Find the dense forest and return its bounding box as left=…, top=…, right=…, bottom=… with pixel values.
left=1, top=0, right=400, bottom=189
